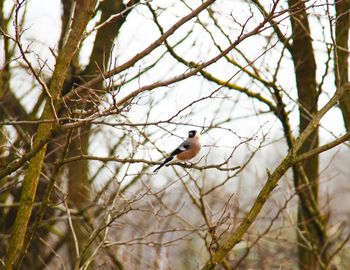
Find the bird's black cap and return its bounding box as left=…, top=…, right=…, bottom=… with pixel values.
left=188, top=130, right=197, bottom=138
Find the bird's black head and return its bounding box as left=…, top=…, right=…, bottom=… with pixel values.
left=188, top=130, right=197, bottom=138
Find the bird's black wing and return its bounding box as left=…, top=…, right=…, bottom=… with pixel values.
left=153, top=142, right=190, bottom=173
left=171, top=143, right=190, bottom=156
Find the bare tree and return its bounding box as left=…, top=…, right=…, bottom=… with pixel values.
left=0, top=0, right=349, bottom=269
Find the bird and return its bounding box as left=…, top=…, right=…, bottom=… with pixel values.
left=153, top=130, right=201, bottom=173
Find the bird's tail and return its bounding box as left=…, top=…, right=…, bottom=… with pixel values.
left=153, top=156, right=174, bottom=172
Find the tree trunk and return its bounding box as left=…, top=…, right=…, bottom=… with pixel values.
left=335, top=0, right=350, bottom=131
left=288, top=1, right=329, bottom=269
left=65, top=1, right=132, bottom=268
left=4, top=1, right=97, bottom=268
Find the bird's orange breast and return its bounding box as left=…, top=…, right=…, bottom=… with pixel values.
left=176, top=143, right=201, bottom=161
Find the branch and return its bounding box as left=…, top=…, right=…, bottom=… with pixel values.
left=12, top=1, right=58, bottom=122
left=63, top=0, right=217, bottom=102
left=59, top=155, right=241, bottom=172
left=200, top=83, right=350, bottom=269
left=0, top=127, right=56, bottom=180
left=292, top=131, right=350, bottom=164
left=114, top=0, right=283, bottom=108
